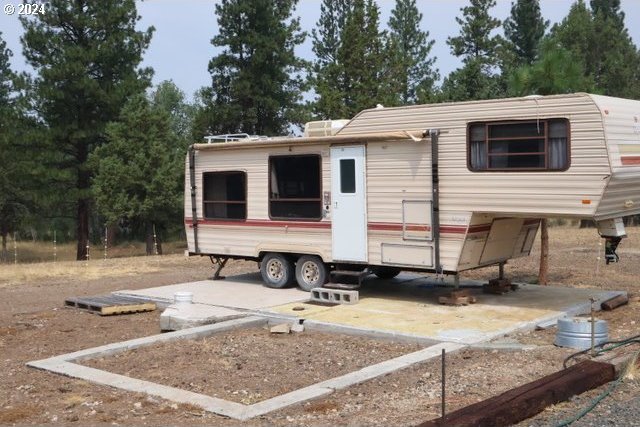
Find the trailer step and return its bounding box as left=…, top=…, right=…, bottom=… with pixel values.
left=323, top=282, right=360, bottom=290
left=64, top=295, right=156, bottom=316
left=330, top=269, right=371, bottom=287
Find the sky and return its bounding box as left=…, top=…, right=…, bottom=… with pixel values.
left=1, top=0, right=640, bottom=101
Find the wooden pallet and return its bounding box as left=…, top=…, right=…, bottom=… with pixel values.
left=64, top=295, right=156, bottom=316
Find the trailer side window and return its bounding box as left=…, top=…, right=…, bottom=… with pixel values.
left=203, top=172, right=247, bottom=220
left=468, top=119, right=569, bottom=171
left=269, top=155, right=322, bottom=220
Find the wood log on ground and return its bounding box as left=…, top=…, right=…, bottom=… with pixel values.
left=601, top=294, right=629, bottom=311
left=417, top=360, right=615, bottom=427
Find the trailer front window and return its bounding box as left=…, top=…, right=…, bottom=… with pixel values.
left=203, top=171, right=247, bottom=220
left=269, top=155, right=322, bottom=220
left=468, top=119, right=569, bottom=171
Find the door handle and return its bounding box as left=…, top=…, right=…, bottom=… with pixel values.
left=334, top=201, right=338, bottom=209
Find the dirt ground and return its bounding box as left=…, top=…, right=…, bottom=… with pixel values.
left=84, top=328, right=423, bottom=405
left=0, top=226, right=639, bottom=426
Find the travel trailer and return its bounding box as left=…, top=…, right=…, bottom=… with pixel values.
left=185, top=93, right=640, bottom=291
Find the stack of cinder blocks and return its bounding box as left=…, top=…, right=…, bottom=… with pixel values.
left=310, top=288, right=359, bottom=305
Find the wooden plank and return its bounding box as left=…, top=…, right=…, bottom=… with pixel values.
left=99, top=303, right=156, bottom=316
left=417, top=360, right=615, bottom=427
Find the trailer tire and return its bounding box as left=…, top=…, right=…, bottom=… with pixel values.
left=260, top=253, right=295, bottom=288
left=371, top=266, right=401, bottom=280
left=295, top=255, right=328, bottom=292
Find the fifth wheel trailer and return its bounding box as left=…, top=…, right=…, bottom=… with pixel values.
left=184, top=93, right=640, bottom=291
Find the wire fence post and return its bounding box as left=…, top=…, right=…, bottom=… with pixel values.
left=103, top=225, right=108, bottom=261
left=85, top=243, right=90, bottom=266
left=13, top=232, right=17, bottom=265
left=53, top=230, right=57, bottom=263
left=441, top=348, right=446, bottom=420
left=153, top=224, right=159, bottom=256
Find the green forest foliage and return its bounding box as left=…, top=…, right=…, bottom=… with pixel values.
left=20, top=0, right=154, bottom=259
left=1, top=0, right=639, bottom=259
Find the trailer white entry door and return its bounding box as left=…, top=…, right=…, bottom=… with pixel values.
left=331, top=145, right=367, bottom=262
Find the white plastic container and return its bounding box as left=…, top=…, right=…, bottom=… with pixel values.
left=173, top=291, right=194, bottom=305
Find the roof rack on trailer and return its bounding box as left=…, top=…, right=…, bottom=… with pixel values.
left=203, top=133, right=270, bottom=143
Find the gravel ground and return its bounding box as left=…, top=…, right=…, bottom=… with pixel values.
left=0, top=226, right=639, bottom=426
left=83, top=327, right=423, bottom=404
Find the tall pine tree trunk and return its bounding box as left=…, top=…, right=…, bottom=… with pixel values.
left=1, top=227, right=7, bottom=263
left=76, top=167, right=91, bottom=261
left=538, top=219, right=549, bottom=285
left=145, top=222, right=154, bottom=255
left=76, top=199, right=90, bottom=261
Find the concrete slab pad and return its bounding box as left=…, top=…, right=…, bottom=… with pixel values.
left=115, top=272, right=308, bottom=310
left=267, top=274, right=625, bottom=345
left=114, top=271, right=624, bottom=345
left=160, top=303, right=244, bottom=331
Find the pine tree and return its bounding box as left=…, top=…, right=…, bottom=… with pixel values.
left=21, top=0, right=153, bottom=260
left=503, top=0, right=548, bottom=66
left=0, top=33, right=42, bottom=261
left=92, top=95, right=182, bottom=255
left=151, top=80, right=195, bottom=145
left=441, top=0, right=503, bottom=101
left=337, top=0, right=387, bottom=115
left=198, top=0, right=307, bottom=137
left=590, top=0, right=624, bottom=28
left=386, top=0, right=439, bottom=105
left=0, top=34, right=21, bottom=260
left=311, top=0, right=351, bottom=119
left=589, top=0, right=640, bottom=98
left=548, top=0, right=640, bottom=99
left=508, top=40, right=595, bottom=96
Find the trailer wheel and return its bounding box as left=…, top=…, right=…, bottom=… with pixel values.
left=371, top=266, right=401, bottom=280
left=260, top=253, right=295, bottom=288
left=295, top=255, right=328, bottom=292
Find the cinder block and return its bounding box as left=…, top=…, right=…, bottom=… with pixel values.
left=309, top=288, right=359, bottom=305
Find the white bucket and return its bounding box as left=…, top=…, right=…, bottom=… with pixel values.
left=173, top=291, right=194, bottom=305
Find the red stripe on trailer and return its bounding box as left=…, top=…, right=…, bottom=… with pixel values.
left=184, top=218, right=473, bottom=234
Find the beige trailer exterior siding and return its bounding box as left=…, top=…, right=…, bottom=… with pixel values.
left=590, top=94, right=640, bottom=219
left=185, top=144, right=333, bottom=261
left=338, top=93, right=611, bottom=218
left=185, top=139, right=468, bottom=271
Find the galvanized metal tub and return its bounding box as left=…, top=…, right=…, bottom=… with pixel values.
left=555, top=317, right=608, bottom=350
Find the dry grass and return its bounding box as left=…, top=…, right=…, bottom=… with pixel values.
left=3, top=240, right=187, bottom=264
left=0, top=405, right=40, bottom=424
left=0, top=253, right=193, bottom=288
left=624, top=352, right=640, bottom=381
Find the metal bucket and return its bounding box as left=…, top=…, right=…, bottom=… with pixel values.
left=555, top=317, right=608, bottom=350
left=173, top=291, right=194, bottom=305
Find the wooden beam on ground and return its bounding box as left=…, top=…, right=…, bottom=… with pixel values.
left=601, top=294, right=629, bottom=311
left=417, top=360, right=615, bottom=427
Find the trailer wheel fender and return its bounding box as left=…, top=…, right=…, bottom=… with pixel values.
left=295, top=255, right=328, bottom=292
left=260, top=253, right=295, bottom=288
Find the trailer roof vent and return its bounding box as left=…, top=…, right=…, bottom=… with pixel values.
left=303, top=120, right=350, bottom=138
